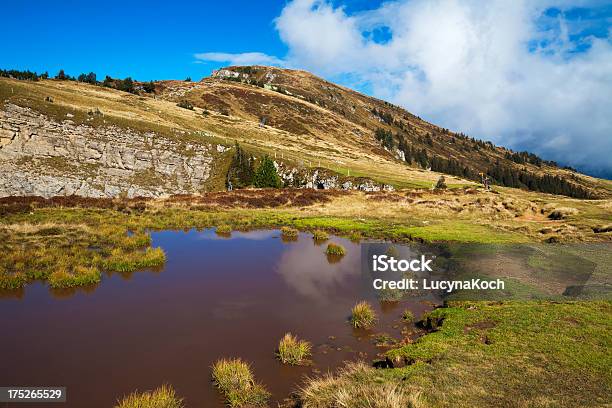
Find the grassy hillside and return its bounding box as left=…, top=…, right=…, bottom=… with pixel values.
left=2, top=69, right=610, bottom=197
left=0, top=77, right=467, bottom=191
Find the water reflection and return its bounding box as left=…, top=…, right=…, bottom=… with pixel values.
left=276, top=236, right=360, bottom=303
left=0, top=228, right=435, bottom=408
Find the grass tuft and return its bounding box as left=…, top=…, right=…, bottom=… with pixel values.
left=115, top=384, right=183, bottom=408
left=281, top=226, right=299, bottom=238
left=211, top=358, right=270, bottom=407
left=277, top=333, right=312, bottom=365
left=326, top=243, right=346, bottom=256
left=216, top=224, right=232, bottom=235
left=350, top=301, right=377, bottom=329
left=401, top=309, right=415, bottom=322
left=312, top=230, right=329, bottom=242
left=297, top=361, right=422, bottom=408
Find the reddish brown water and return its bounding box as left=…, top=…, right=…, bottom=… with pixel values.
left=0, top=229, right=437, bottom=407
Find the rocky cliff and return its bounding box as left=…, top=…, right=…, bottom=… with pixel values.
left=0, top=104, right=221, bottom=198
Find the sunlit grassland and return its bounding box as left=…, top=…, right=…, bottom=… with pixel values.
left=1, top=183, right=610, bottom=290
left=0, top=78, right=470, bottom=190
left=381, top=301, right=612, bottom=407
left=0, top=204, right=518, bottom=290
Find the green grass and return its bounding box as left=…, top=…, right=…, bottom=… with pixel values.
left=277, top=333, right=312, bottom=365
left=103, top=247, right=166, bottom=273
left=115, top=384, right=183, bottom=408
left=211, top=358, right=270, bottom=407
left=385, top=301, right=612, bottom=407
left=350, top=301, right=377, bottom=329
left=48, top=265, right=101, bottom=288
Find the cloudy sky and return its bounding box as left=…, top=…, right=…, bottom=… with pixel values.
left=196, top=0, right=612, bottom=178
left=2, top=0, right=611, bottom=177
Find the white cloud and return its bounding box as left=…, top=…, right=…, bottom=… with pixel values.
left=199, top=0, right=612, bottom=177
left=194, top=52, right=283, bottom=66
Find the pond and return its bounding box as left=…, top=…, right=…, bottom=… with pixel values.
left=0, top=229, right=439, bottom=407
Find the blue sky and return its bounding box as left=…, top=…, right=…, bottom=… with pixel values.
left=2, top=0, right=611, bottom=177
left=0, top=0, right=289, bottom=81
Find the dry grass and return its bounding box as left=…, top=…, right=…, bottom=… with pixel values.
left=297, top=362, right=423, bottom=408
left=115, top=384, right=183, bottom=408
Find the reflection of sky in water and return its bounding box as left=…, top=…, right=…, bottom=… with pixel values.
left=195, top=229, right=278, bottom=241
left=275, top=237, right=360, bottom=303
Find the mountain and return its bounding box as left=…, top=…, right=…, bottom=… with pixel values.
left=0, top=66, right=610, bottom=199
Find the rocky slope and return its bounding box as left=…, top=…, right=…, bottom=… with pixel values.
left=0, top=104, right=220, bottom=198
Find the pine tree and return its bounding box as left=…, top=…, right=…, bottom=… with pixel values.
left=254, top=155, right=281, bottom=188
left=227, top=142, right=255, bottom=188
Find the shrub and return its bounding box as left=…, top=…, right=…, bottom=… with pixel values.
left=116, top=77, right=135, bottom=94
left=281, top=226, right=299, bottom=238
left=212, top=358, right=270, bottom=407
left=350, top=301, right=377, bottom=329
left=402, top=309, right=415, bottom=322
left=435, top=176, right=447, bottom=189
left=277, top=333, right=312, bottom=365
left=548, top=207, right=578, bottom=220
left=253, top=156, right=281, bottom=188
left=312, top=230, right=329, bottom=242
left=177, top=100, right=194, bottom=110
left=142, top=81, right=155, bottom=93
left=326, top=243, right=346, bottom=256
left=115, top=384, right=183, bottom=408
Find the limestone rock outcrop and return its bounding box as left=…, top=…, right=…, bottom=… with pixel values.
left=0, top=104, right=221, bottom=198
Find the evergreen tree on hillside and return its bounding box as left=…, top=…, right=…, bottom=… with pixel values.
left=142, top=81, right=155, bottom=93
left=227, top=142, right=255, bottom=188
left=117, top=77, right=135, bottom=94
left=102, top=75, right=113, bottom=87
left=254, top=155, right=281, bottom=188
left=374, top=128, right=394, bottom=150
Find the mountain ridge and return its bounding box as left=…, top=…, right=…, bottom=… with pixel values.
left=1, top=66, right=610, bottom=199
